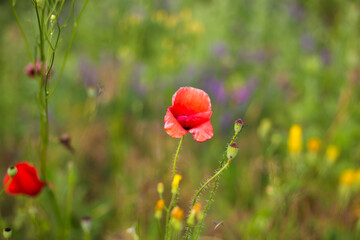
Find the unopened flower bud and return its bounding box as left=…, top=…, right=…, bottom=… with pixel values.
left=170, top=206, right=184, bottom=230
left=186, top=214, right=195, bottom=226
left=234, top=118, right=244, bottom=134
left=50, top=14, right=56, bottom=22
left=227, top=143, right=239, bottom=160
left=157, top=182, right=164, bottom=195
left=3, top=228, right=12, bottom=239
left=187, top=203, right=201, bottom=226
left=171, top=174, right=182, bottom=194
left=154, top=199, right=164, bottom=220
left=171, top=206, right=184, bottom=220
left=81, top=216, right=92, bottom=233
left=7, top=166, right=17, bottom=177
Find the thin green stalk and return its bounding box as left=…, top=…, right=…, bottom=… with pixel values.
left=185, top=132, right=239, bottom=239
left=0, top=178, right=13, bottom=197
left=191, top=160, right=231, bottom=211
left=34, top=0, right=48, bottom=180
left=64, top=163, right=76, bottom=240
left=164, top=136, right=184, bottom=239
left=84, top=231, right=90, bottom=240
left=172, top=136, right=184, bottom=178
left=34, top=2, right=63, bottom=236
left=193, top=176, right=220, bottom=240
left=49, top=0, right=89, bottom=97
left=164, top=192, right=176, bottom=240
left=9, top=0, right=33, bottom=61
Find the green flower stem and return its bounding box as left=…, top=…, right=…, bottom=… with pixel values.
left=164, top=191, right=176, bottom=240
left=49, top=0, right=89, bottom=97
left=84, top=231, right=90, bottom=240
left=0, top=177, right=13, bottom=197
left=9, top=0, right=33, bottom=61
left=193, top=133, right=240, bottom=240
left=64, top=163, right=76, bottom=240
left=34, top=1, right=63, bottom=235
left=172, top=136, right=184, bottom=178
left=185, top=131, right=239, bottom=240
left=193, top=160, right=231, bottom=210
left=165, top=136, right=184, bottom=239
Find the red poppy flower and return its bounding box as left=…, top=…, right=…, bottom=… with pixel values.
left=3, top=162, right=45, bottom=197
left=164, top=87, right=213, bottom=142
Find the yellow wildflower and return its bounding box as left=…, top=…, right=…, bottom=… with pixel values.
left=155, top=199, right=164, bottom=211
left=185, top=20, right=204, bottom=35
left=171, top=206, right=184, bottom=220
left=326, top=145, right=340, bottom=164
left=171, top=174, right=182, bottom=194
left=340, top=169, right=356, bottom=186
left=193, top=203, right=201, bottom=214
left=354, top=169, right=360, bottom=183
left=154, top=199, right=165, bottom=219
left=287, top=124, right=302, bottom=154
left=307, top=137, right=322, bottom=153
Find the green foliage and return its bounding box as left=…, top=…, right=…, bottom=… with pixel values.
left=0, top=0, right=360, bottom=239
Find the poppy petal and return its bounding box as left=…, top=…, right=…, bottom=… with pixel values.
left=3, top=162, right=45, bottom=197
left=164, top=108, right=188, bottom=138
left=172, top=87, right=211, bottom=116
left=189, top=120, right=214, bottom=142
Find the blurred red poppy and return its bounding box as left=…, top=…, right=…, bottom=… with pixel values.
left=164, top=87, right=213, bottom=142
left=3, top=162, right=45, bottom=197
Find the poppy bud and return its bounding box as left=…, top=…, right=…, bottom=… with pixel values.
left=3, top=228, right=12, bottom=239
left=81, top=216, right=92, bottom=233
left=234, top=118, right=244, bottom=134
left=7, top=166, right=17, bottom=178
left=3, top=162, right=45, bottom=197
left=227, top=143, right=239, bottom=160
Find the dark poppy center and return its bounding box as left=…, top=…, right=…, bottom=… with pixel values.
left=176, top=113, right=208, bottom=130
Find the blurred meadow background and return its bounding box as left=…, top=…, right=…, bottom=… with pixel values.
left=1, top=0, right=360, bottom=239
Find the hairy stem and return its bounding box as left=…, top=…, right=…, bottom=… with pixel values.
left=172, top=136, right=184, bottom=178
